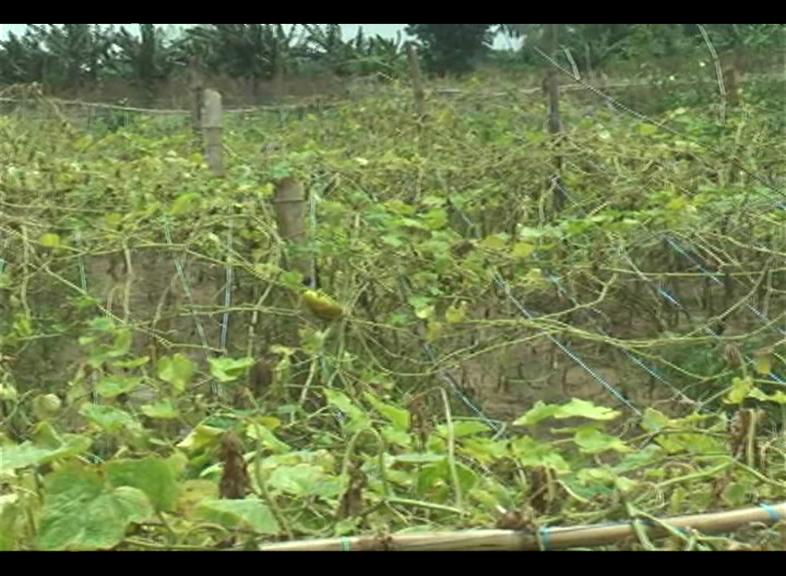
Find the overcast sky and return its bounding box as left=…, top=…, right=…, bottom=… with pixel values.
left=0, top=24, right=518, bottom=49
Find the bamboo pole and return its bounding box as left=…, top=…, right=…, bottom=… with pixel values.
left=257, top=502, right=786, bottom=551
left=202, top=89, right=225, bottom=176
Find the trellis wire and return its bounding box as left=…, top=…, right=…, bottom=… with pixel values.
left=448, top=203, right=645, bottom=418
left=162, top=219, right=217, bottom=395
left=73, top=228, right=101, bottom=403
left=561, top=107, right=786, bottom=393
left=7, top=69, right=777, bottom=427
left=529, top=48, right=786, bottom=405
left=220, top=218, right=233, bottom=353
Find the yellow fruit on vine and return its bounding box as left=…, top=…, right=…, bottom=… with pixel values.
left=33, top=393, right=62, bottom=420
left=302, top=289, right=343, bottom=320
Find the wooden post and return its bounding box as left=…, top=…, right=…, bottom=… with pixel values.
left=272, top=178, right=311, bottom=284
left=723, top=51, right=741, bottom=107
left=202, top=89, right=225, bottom=176
left=407, top=42, right=426, bottom=120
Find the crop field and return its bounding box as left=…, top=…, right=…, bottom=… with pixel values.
left=1, top=73, right=785, bottom=550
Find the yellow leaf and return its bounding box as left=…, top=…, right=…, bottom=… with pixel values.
left=753, top=353, right=772, bottom=376
left=426, top=321, right=443, bottom=342
left=480, top=234, right=508, bottom=251
left=445, top=302, right=466, bottom=324
left=177, top=425, right=224, bottom=450
left=414, top=305, right=435, bottom=320
left=39, top=233, right=61, bottom=248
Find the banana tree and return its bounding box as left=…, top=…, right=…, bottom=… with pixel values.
left=27, top=24, right=117, bottom=88
left=345, top=28, right=406, bottom=77
left=0, top=29, right=49, bottom=84
left=108, top=24, right=181, bottom=104
left=300, top=24, right=357, bottom=76
left=177, top=24, right=299, bottom=96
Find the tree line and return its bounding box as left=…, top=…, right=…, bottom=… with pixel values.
left=0, top=24, right=781, bottom=96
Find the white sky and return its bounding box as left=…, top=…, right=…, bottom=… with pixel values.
left=0, top=24, right=518, bottom=49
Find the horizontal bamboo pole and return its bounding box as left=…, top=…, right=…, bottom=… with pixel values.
left=257, top=502, right=786, bottom=551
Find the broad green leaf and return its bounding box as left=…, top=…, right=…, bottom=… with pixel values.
left=157, top=353, right=195, bottom=392
left=747, top=387, right=770, bottom=402
left=106, top=455, right=179, bottom=513
left=176, top=425, right=225, bottom=450
left=36, top=464, right=153, bottom=550
left=510, top=436, right=570, bottom=471
left=324, top=389, right=369, bottom=431
left=246, top=425, right=292, bottom=454
left=516, top=399, right=621, bottom=426
left=0, top=438, right=91, bottom=476
left=423, top=208, right=448, bottom=229
left=437, top=420, right=491, bottom=438
left=614, top=444, right=663, bottom=473
left=87, top=316, right=115, bottom=332
left=511, top=242, right=535, bottom=259
left=766, top=391, right=786, bottom=404
left=111, top=356, right=149, bottom=369
left=512, top=401, right=560, bottom=426
left=169, top=192, right=203, bottom=215
left=364, top=391, right=410, bottom=431
left=573, top=427, right=631, bottom=454
left=267, top=464, right=343, bottom=498
left=140, top=399, right=179, bottom=419
left=0, top=444, right=64, bottom=476
left=79, top=404, right=142, bottom=434
left=108, top=329, right=133, bottom=358
left=638, top=123, right=659, bottom=136
left=95, top=374, right=141, bottom=399
left=459, top=437, right=510, bottom=463
left=177, top=480, right=218, bottom=517
left=209, top=356, right=255, bottom=383
left=381, top=427, right=413, bottom=449
left=0, top=494, right=19, bottom=550
left=722, top=483, right=748, bottom=506
left=615, top=477, right=639, bottom=494
left=166, top=452, right=188, bottom=478
left=324, top=389, right=357, bottom=415
left=392, top=452, right=445, bottom=464
left=194, top=498, right=279, bottom=535
left=479, top=234, right=508, bottom=251
left=556, top=399, right=620, bottom=421
left=726, top=376, right=753, bottom=405
left=640, top=408, right=670, bottom=434
left=518, top=227, right=547, bottom=240
left=270, top=161, right=293, bottom=180
left=381, top=234, right=404, bottom=247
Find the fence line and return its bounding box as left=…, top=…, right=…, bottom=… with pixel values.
left=0, top=72, right=781, bottom=117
